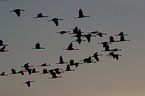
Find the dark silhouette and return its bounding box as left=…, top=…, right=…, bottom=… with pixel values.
left=88, top=30, right=98, bottom=34
left=33, top=13, right=48, bottom=18
left=10, top=68, right=17, bottom=75
left=96, top=32, right=107, bottom=37
left=65, top=64, right=74, bottom=71
left=21, top=63, right=33, bottom=75
left=53, top=68, right=64, bottom=74
left=71, top=29, right=85, bottom=44
left=38, top=63, right=51, bottom=67
left=23, top=81, right=34, bottom=87
left=115, top=32, right=129, bottom=41
left=48, top=18, right=63, bottom=26
left=10, top=9, right=25, bottom=17
left=18, top=70, right=25, bottom=75
left=0, top=72, right=8, bottom=76
left=69, top=59, right=82, bottom=68
left=71, top=29, right=84, bottom=38
left=82, top=56, right=96, bottom=63
left=106, top=52, right=121, bottom=60
left=0, top=45, right=8, bottom=52
left=21, top=63, right=33, bottom=69
left=25, top=67, right=32, bottom=75
left=72, top=38, right=86, bottom=44
left=104, top=45, right=110, bottom=51
left=110, top=48, right=122, bottom=52
left=0, top=39, right=7, bottom=46
left=48, top=69, right=61, bottom=78
left=69, top=59, right=74, bottom=66
left=98, top=41, right=111, bottom=48
left=109, top=36, right=119, bottom=42
left=102, top=48, right=122, bottom=52
left=119, top=35, right=130, bottom=42
left=73, top=62, right=81, bottom=68
left=31, top=68, right=40, bottom=73
left=63, top=42, right=79, bottom=51
left=56, top=56, right=68, bottom=64
left=75, top=9, right=89, bottom=18
left=32, top=42, right=45, bottom=49
left=83, top=33, right=96, bottom=43
left=92, top=52, right=102, bottom=62
left=41, top=68, right=49, bottom=74
left=72, top=26, right=79, bottom=34
left=115, top=32, right=128, bottom=36
left=56, top=31, right=70, bottom=35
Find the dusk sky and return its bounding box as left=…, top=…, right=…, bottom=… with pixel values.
left=0, top=0, right=145, bottom=96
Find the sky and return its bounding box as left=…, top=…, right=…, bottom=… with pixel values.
left=0, top=0, right=145, bottom=96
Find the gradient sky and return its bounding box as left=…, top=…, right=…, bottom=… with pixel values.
left=0, top=0, right=145, bottom=96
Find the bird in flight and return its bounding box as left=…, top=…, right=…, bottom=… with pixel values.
left=56, top=31, right=70, bottom=35
left=33, top=13, right=48, bottom=18
left=10, top=9, right=25, bottom=17
left=37, top=63, right=51, bottom=67
left=92, top=52, right=102, bottom=62
left=48, top=18, right=63, bottom=26
left=23, top=81, right=34, bottom=87
left=32, top=42, right=45, bottom=49
left=75, top=9, right=89, bottom=19
left=0, top=72, right=8, bottom=76
left=56, top=56, right=68, bottom=64
left=63, top=42, right=79, bottom=51
left=106, top=52, right=121, bottom=60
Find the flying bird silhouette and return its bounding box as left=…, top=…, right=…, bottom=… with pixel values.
left=33, top=13, right=48, bottom=18
left=92, top=52, right=102, bottom=62
left=48, top=18, right=63, bottom=26
left=21, top=63, right=33, bottom=69
left=81, top=56, right=96, bottom=63
left=109, top=36, right=119, bottom=42
left=56, top=56, right=68, bottom=64
left=56, top=31, right=70, bottom=35
left=119, top=35, right=130, bottom=42
left=10, top=9, right=25, bottom=17
left=63, top=42, right=79, bottom=51
left=32, top=42, right=45, bottom=49
left=23, top=81, right=34, bottom=87
left=106, top=52, right=121, bottom=60
left=115, top=32, right=128, bottom=36
left=10, top=68, right=17, bottom=75
left=65, top=64, right=74, bottom=71
left=31, top=68, right=40, bottom=73
left=75, top=9, right=89, bottom=18
left=41, top=68, right=49, bottom=74
left=38, top=63, right=51, bottom=67
left=48, top=69, right=61, bottom=79
left=53, top=68, right=64, bottom=74
left=69, top=59, right=82, bottom=68
left=0, top=72, right=8, bottom=76
left=83, top=33, right=96, bottom=43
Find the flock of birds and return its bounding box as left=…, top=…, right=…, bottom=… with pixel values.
left=0, top=8, right=129, bottom=87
